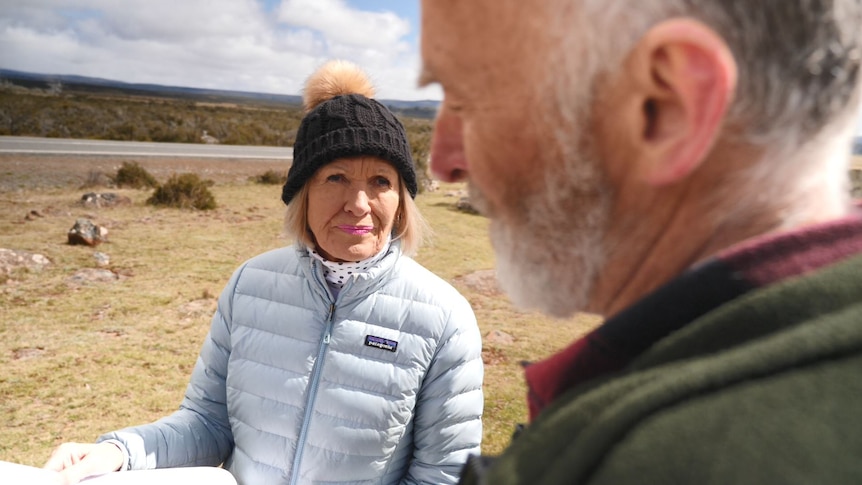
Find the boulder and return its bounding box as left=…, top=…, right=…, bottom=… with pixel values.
left=81, top=192, right=132, bottom=208
left=0, top=248, right=51, bottom=278
left=68, top=268, right=119, bottom=284
left=68, top=218, right=108, bottom=246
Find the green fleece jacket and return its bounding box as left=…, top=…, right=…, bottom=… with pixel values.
left=464, top=253, right=862, bottom=485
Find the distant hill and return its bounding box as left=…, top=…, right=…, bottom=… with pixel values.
left=0, top=68, right=440, bottom=119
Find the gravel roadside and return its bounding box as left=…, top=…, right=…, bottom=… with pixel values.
left=0, top=154, right=290, bottom=192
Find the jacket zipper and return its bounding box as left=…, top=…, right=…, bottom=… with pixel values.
left=288, top=301, right=336, bottom=485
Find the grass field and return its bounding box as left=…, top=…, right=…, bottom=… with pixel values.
left=0, top=154, right=600, bottom=467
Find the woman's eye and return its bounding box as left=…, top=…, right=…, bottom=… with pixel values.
left=326, top=174, right=345, bottom=183
left=373, top=176, right=392, bottom=188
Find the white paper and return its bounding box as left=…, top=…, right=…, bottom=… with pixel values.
left=1, top=460, right=61, bottom=484
left=0, top=460, right=237, bottom=485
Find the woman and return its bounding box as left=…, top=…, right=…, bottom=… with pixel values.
left=46, top=60, right=484, bottom=485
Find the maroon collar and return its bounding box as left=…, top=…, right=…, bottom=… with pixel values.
left=524, top=208, right=862, bottom=420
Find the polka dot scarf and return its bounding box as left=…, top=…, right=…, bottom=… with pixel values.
left=308, top=241, right=391, bottom=291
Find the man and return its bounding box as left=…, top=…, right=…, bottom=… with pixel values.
left=421, top=1, right=862, bottom=483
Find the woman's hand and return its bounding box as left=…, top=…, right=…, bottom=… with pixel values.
left=44, top=442, right=124, bottom=484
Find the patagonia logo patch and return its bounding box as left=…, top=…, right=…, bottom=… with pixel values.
left=365, top=335, right=398, bottom=352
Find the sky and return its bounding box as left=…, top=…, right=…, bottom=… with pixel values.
left=0, top=1, right=861, bottom=134
left=0, top=0, right=441, bottom=101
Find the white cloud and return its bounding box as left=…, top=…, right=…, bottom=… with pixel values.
left=0, top=0, right=438, bottom=100
left=1, top=1, right=259, bottom=42
left=277, top=0, right=410, bottom=51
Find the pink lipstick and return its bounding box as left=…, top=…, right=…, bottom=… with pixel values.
left=338, top=225, right=373, bottom=235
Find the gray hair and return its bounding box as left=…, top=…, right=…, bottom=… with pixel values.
left=578, top=0, right=862, bottom=149
left=283, top=177, right=428, bottom=257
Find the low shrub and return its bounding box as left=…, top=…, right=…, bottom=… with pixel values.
left=79, top=170, right=112, bottom=189
left=251, top=169, right=287, bottom=185
left=114, top=161, right=158, bottom=189
left=146, top=173, right=216, bottom=210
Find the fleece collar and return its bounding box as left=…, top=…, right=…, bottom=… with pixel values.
left=524, top=206, right=862, bottom=420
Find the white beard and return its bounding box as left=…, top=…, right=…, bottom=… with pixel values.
left=465, top=25, right=614, bottom=318
left=473, top=131, right=611, bottom=318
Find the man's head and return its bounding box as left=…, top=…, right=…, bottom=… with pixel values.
left=421, top=0, right=862, bottom=317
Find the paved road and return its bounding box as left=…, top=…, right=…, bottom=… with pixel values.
left=0, top=136, right=293, bottom=160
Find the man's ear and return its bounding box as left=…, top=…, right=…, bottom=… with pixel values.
left=626, top=18, right=737, bottom=186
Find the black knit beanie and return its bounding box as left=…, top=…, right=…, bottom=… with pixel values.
left=281, top=93, right=417, bottom=205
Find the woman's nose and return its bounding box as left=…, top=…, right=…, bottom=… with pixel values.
left=344, top=188, right=371, bottom=214
left=430, top=109, right=468, bottom=183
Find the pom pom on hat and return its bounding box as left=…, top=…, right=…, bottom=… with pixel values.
left=302, top=60, right=376, bottom=113
left=282, top=60, right=417, bottom=205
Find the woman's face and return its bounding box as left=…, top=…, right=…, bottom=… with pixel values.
left=307, top=156, right=401, bottom=262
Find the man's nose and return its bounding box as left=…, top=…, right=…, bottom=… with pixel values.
left=430, top=109, right=468, bottom=183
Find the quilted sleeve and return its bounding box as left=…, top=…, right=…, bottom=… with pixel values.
left=403, top=293, right=484, bottom=485
left=96, top=266, right=244, bottom=469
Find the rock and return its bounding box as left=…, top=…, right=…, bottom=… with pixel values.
left=24, top=209, right=45, bottom=220
left=201, top=130, right=220, bottom=144
left=485, top=329, right=515, bottom=345
left=93, top=251, right=110, bottom=267
left=422, top=179, right=440, bottom=193
left=0, top=248, right=52, bottom=277
left=81, top=192, right=132, bottom=208
left=68, top=268, right=119, bottom=284
left=455, top=196, right=480, bottom=215
left=177, top=298, right=217, bottom=319
left=454, top=269, right=501, bottom=296
left=482, top=347, right=508, bottom=365
left=12, top=347, right=46, bottom=360
left=68, top=218, right=108, bottom=246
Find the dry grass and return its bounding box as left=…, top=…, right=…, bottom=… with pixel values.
left=0, top=154, right=600, bottom=466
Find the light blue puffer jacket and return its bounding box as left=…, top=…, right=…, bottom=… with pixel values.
left=99, top=242, right=484, bottom=485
